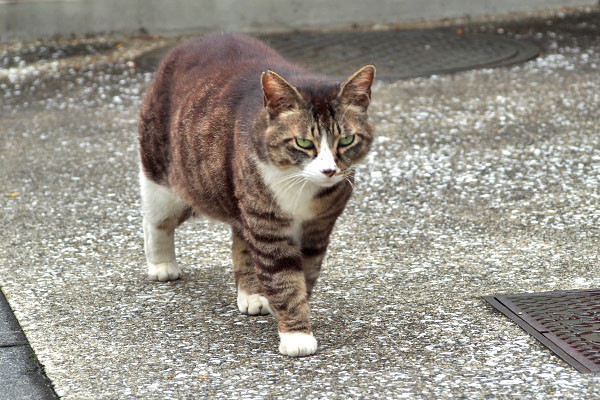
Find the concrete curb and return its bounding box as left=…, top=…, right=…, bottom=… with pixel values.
left=0, top=290, right=58, bottom=400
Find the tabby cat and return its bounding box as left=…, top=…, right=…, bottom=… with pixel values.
left=138, top=33, right=375, bottom=356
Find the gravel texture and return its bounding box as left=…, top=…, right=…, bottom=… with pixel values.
left=1, top=11, right=600, bottom=399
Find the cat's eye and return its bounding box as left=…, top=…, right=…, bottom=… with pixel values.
left=339, top=135, right=355, bottom=146
left=296, top=138, right=315, bottom=149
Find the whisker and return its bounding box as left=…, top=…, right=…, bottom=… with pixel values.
left=344, top=168, right=357, bottom=189
left=267, top=174, right=306, bottom=217
left=345, top=177, right=355, bottom=190
left=280, top=177, right=304, bottom=201
left=291, top=179, right=308, bottom=210
left=272, top=172, right=304, bottom=187
left=290, top=176, right=309, bottom=207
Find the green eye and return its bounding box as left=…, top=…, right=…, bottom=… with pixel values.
left=339, top=135, right=355, bottom=146
left=296, top=138, right=315, bottom=149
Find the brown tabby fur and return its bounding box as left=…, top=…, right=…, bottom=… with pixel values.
left=139, top=33, right=374, bottom=339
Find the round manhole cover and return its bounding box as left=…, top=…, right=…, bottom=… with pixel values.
left=135, top=29, right=540, bottom=80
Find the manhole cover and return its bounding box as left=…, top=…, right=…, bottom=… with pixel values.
left=135, top=29, right=540, bottom=80
left=485, top=289, right=600, bottom=373
left=1, top=42, right=117, bottom=68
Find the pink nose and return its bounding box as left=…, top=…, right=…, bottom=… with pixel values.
left=322, top=169, right=336, bottom=178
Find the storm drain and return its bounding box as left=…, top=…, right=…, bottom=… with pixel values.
left=485, top=289, right=600, bottom=373
left=135, top=28, right=540, bottom=80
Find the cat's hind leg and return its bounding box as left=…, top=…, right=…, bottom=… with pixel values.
left=140, top=170, right=190, bottom=281
left=232, top=229, right=273, bottom=315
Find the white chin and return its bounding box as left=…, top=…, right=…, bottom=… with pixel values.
left=313, top=178, right=342, bottom=187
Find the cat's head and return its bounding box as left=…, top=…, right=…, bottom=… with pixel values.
left=261, top=65, right=375, bottom=188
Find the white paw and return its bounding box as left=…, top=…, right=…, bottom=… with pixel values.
left=278, top=331, right=318, bottom=357
left=237, top=289, right=273, bottom=315
left=147, top=262, right=181, bottom=281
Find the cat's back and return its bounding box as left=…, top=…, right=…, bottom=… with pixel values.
left=139, top=34, right=293, bottom=183
left=139, top=34, right=301, bottom=217
left=158, top=34, right=297, bottom=99
left=176, top=33, right=283, bottom=67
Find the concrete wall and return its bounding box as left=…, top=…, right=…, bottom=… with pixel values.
left=0, top=0, right=597, bottom=42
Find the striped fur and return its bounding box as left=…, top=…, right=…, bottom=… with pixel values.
left=138, top=33, right=374, bottom=356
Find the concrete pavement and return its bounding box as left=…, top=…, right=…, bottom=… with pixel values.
left=1, top=10, right=600, bottom=399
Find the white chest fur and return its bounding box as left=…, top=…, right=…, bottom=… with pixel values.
left=257, top=160, right=320, bottom=243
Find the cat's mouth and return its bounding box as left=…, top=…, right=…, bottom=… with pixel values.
left=310, top=174, right=345, bottom=188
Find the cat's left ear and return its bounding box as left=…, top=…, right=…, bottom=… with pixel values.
left=261, top=70, right=304, bottom=118
left=338, top=65, right=376, bottom=111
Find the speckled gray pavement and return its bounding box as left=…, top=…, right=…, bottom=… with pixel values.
left=2, top=11, right=600, bottom=399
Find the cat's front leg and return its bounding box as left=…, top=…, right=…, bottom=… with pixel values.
left=244, top=229, right=317, bottom=356
left=301, top=251, right=325, bottom=298
left=261, top=265, right=317, bottom=357
left=278, top=330, right=318, bottom=357
left=301, top=219, right=335, bottom=297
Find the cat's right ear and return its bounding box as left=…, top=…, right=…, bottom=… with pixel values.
left=261, top=70, right=303, bottom=118
left=338, top=65, right=376, bottom=111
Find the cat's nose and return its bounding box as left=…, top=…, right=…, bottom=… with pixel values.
left=321, top=169, right=336, bottom=178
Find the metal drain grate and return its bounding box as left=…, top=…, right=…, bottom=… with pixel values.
left=135, top=29, right=540, bottom=80
left=485, top=289, right=600, bottom=373
left=258, top=29, right=540, bottom=80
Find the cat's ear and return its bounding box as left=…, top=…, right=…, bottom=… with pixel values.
left=261, top=70, right=304, bottom=118
left=338, top=65, right=376, bottom=111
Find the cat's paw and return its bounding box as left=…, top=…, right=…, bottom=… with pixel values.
left=237, top=289, right=273, bottom=315
left=278, top=332, right=318, bottom=357
left=147, top=262, right=181, bottom=281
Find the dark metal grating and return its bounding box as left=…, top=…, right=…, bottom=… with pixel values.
left=258, top=29, right=540, bottom=80
left=134, top=29, right=540, bottom=80
left=485, top=289, right=600, bottom=373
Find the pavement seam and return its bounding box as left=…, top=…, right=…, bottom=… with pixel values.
left=0, top=342, right=30, bottom=347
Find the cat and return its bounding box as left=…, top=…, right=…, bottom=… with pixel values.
left=138, top=33, right=375, bottom=356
